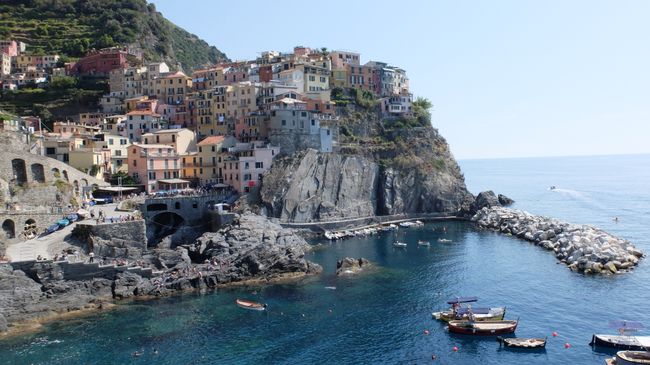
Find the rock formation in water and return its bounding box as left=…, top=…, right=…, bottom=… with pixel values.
left=472, top=206, right=644, bottom=274
left=336, top=257, right=371, bottom=276
left=261, top=110, right=473, bottom=222
left=0, top=213, right=319, bottom=336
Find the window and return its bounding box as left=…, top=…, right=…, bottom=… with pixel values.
left=133, top=160, right=137, bottom=167
left=281, top=120, right=286, bottom=126
left=255, top=162, right=263, bottom=169
left=148, top=171, right=156, bottom=180
left=244, top=173, right=251, bottom=180
left=199, top=147, right=202, bottom=153
left=115, top=150, right=121, bottom=156
left=120, top=139, right=127, bottom=145
left=108, top=139, right=114, bottom=145
left=211, top=146, right=215, bottom=152
left=311, top=120, right=315, bottom=126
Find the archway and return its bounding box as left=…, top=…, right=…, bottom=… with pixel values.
left=24, top=218, right=36, bottom=239
left=11, top=159, right=27, bottom=185
left=62, top=170, right=69, bottom=181
left=31, top=163, right=45, bottom=183
left=2, top=219, right=15, bottom=239
left=81, top=178, right=88, bottom=186
left=149, top=212, right=185, bottom=247
left=73, top=180, right=79, bottom=194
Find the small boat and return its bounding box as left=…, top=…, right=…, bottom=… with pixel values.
left=399, top=221, right=416, bottom=228
left=433, top=306, right=506, bottom=322
left=393, top=241, right=407, bottom=248
left=66, top=213, right=78, bottom=223
left=235, top=298, right=267, bottom=311
left=417, top=240, right=430, bottom=247
left=437, top=238, right=452, bottom=243
left=497, top=336, right=547, bottom=349
left=612, top=351, right=650, bottom=365
left=448, top=320, right=518, bottom=336
left=591, top=335, right=650, bottom=351
left=550, top=185, right=556, bottom=190
left=57, top=218, right=70, bottom=228
left=46, top=223, right=60, bottom=235
left=324, top=286, right=337, bottom=290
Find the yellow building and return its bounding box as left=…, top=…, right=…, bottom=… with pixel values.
left=154, top=71, right=193, bottom=105
left=68, top=147, right=111, bottom=179
left=193, top=135, right=238, bottom=184
left=225, top=82, right=258, bottom=119
left=330, top=68, right=349, bottom=89
left=141, top=128, right=196, bottom=156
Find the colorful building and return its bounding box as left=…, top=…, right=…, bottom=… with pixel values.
left=221, top=141, right=280, bottom=193
left=123, top=110, right=167, bottom=142
left=154, top=71, right=192, bottom=105
left=190, top=135, right=238, bottom=184
left=69, top=48, right=130, bottom=76
left=128, top=143, right=181, bottom=193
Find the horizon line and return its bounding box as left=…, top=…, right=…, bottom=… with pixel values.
left=457, top=151, right=650, bottom=162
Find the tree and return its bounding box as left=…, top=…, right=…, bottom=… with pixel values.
left=110, top=171, right=139, bottom=186
left=50, top=76, right=78, bottom=89
left=412, top=97, right=433, bottom=126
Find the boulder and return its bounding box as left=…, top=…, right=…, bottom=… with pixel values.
left=498, top=194, right=515, bottom=206
left=336, top=257, right=370, bottom=276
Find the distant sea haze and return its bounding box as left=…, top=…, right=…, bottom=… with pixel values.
left=1, top=154, right=648, bottom=364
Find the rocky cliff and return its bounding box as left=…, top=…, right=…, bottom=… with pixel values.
left=261, top=110, right=473, bottom=222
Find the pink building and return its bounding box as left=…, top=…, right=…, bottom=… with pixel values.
left=128, top=143, right=182, bottom=193
left=330, top=50, right=360, bottom=70
left=221, top=141, right=280, bottom=194
left=69, top=49, right=129, bottom=76
left=0, top=40, right=19, bottom=57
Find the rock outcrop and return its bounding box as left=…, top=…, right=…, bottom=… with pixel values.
left=336, top=257, right=370, bottom=275
left=261, top=126, right=472, bottom=222
left=472, top=206, right=643, bottom=274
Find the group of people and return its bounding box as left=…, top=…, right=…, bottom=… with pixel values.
left=52, top=249, right=80, bottom=263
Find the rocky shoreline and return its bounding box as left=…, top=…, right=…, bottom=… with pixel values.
left=472, top=206, right=644, bottom=274
left=0, top=213, right=321, bottom=338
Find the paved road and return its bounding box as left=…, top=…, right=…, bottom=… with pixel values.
left=6, top=203, right=132, bottom=262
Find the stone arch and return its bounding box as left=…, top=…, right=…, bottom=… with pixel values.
left=31, top=163, right=45, bottom=183
left=81, top=178, right=88, bottom=186
left=73, top=180, right=79, bottom=194
left=62, top=170, right=69, bottom=181
left=11, top=159, right=27, bottom=185
left=51, top=167, right=60, bottom=178
left=2, top=219, right=15, bottom=239
left=149, top=212, right=185, bottom=246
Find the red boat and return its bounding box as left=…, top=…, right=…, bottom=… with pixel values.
left=448, top=320, right=518, bottom=336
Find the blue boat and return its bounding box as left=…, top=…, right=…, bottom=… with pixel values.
left=46, top=224, right=60, bottom=235
left=66, top=213, right=78, bottom=223
left=57, top=218, right=70, bottom=228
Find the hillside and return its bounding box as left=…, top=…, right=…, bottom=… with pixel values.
left=0, top=0, right=229, bottom=71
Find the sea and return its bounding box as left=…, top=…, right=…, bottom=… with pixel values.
left=1, top=154, right=649, bottom=365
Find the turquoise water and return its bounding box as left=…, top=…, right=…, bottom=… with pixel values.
left=1, top=154, right=649, bottom=364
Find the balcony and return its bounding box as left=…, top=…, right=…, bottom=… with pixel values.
left=140, top=151, right=178, bottom=158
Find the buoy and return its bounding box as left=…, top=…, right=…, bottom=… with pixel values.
left=552, top=331, right=558, bottom=337
left=564, top=342, right=571, bottom=349
left=424, top=330, right=430, bottom=335
left=452, top=346, right=458, bottom=352
left=301, top=313, right=305, bottom=317
left=328, top=309, right=333, bottom=313
left=431, top=354, right=437, bottom=360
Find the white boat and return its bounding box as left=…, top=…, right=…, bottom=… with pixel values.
left=437, top=238, right=452, bottom=243
left=236, top=298, right=267, bottom=311
left=614, top=351, right=650, bottom=365
left=393, top=241, right=407, bottom=248
left=414, top=220, right=424, bottom=226
left=324, top=231, right=335, bottom=240
left=399, top=221, right=416, bottom=228
left=417, top=240, right=430, bottom=246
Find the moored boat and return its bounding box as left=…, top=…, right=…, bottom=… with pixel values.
left=437, top=238, right=452, bottom=243
left=66, top=213, right=78, bottom=223
left=448, top=320, right=518, bottom=336
left=497, top=336, right=547, bottom=349
left=433, top=306, right=506, bottom=322
left=591, top=335, right=650, bottom=351
left=417, top=240, right=430, bottom=246
left=393, top=241, right=407, bottom=248
left=57, top=218, right=70, bottom=228
left=235, top=299, right=267, bottom=311
left=46, top=223, right=60, bottom=235
left=614, top=351, right=650, bottom=365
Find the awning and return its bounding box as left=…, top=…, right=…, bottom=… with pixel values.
left=95, top=186, right=140, bottom=192
left=158, top=179, right=190, bottom=184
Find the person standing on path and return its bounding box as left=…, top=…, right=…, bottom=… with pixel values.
left=89, top=252, right=94, bottom=263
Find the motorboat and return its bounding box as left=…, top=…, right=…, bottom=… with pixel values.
left=417, top=240, right=431, bottom=247
left=393, top=241, right=407, bottom=248
left=437, top=238, right=452, bottom=243
left=45, top=223, right=60, bottom=235
left=235, top=299, right=267, bottom=311
left=448, top=319, right=518, bottom=336
left=66, top=213, right=78, bottom=223
left=497, top=336, right=547, bottom=349
left=591, top=335, right=650, bottom=351
left=57, top=218, right=70, bottom=228
left=434, top=306, right=506, bottom=322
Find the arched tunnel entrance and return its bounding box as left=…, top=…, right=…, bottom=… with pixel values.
left=2, top=219, right=15, bottom=239
left=149, top=212, right=185, bottom=247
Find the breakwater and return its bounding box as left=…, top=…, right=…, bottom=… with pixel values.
left=472, top=206, right=643, bottom=274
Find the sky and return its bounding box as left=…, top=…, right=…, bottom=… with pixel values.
left=151, top=0, right=650, bottom=159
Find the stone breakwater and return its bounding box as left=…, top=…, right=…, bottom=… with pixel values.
left=472, top=207, right=643, bottom=274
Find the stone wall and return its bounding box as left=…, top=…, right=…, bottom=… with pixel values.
left=9, top=260, right=154, bottom=282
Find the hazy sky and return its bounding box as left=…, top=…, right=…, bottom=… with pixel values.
left=151, top=0, right=650, bottom=159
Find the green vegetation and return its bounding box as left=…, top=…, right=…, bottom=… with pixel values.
left=0, top=77, right=106, bottom=123
left=110, top=171, right=139, bottom=186
left=52, top=178, right=70, bottom=192
left=0, top=0, right=228, bottom=71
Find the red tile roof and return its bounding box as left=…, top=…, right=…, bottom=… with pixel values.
left=197, top=136, right=225, bottom=146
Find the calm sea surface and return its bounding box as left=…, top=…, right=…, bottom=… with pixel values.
left=1, top=154, right=649, bottom=364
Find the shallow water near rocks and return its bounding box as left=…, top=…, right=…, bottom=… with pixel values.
left=1, top=154, right=649, bottom=364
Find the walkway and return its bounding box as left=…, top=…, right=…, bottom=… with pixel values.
left=5, top=203, right=132, bottom=262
